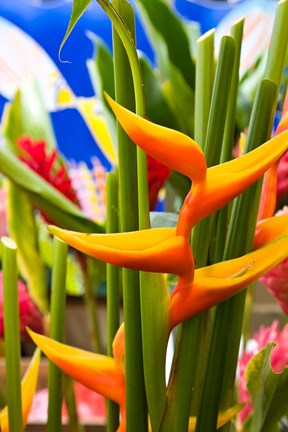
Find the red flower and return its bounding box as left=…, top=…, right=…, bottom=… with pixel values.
left=147, top=154, right=170, bottom=210
left=0, top=272, right=44, bottom=341
left=17, top=137, right=78, bottom=205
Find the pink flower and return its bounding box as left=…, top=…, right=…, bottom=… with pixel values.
left=260, top=206, right=288, bottom=315
left=237, top=321, right=288, bottom=426
left=0, top=188, right=8, bottom=238
left=0, top=272, right=44, bottom=341
left=28, top=383, right=106, bottom=423
left=276, top=151, right=288, bottom=206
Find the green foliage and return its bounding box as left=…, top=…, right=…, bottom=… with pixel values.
left=6, top=182, right=48, bottom=313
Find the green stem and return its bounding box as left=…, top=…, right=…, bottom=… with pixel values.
left=106, top=172, right=120, bottom=432
left=194, top=29, right=215, bottom=149
left=112, top=1, right=147, bottom=430
left=213, top=18, right=244, bottom=264
left=98, top=0, right=145, bottom=116
left=2, top=237, right=22, bottom=432
left=47, top=237, right=68, bottom=432
left=264, top=0, right=288, bottom=86
left=83, top=268, right=104, bottom=353
left=63, top=375, right=85, bottom=432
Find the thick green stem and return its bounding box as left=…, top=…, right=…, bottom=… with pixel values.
left=194, top=29, right=215, bottom=149
left=213, top=19, right=244, bottom=264
left=2, top=237, right=22, bottom=432
left=106, top=172, right=120, bottom=432
left=47, top=237, right=68, bottom=432
left=112, top=1, right=147, bottom=430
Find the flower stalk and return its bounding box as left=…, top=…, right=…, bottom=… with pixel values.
left=47, top=237, right=68, bottom=432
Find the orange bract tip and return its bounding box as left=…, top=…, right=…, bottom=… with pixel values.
left=105, top=93, right=207, bottom=183
left=27, top=329, right=125, bottom=406
left=170, top=232, right=288, bottom=328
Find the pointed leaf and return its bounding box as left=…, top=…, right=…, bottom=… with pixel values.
left=6, top=182, right=48, bottom=312
left=60, top=0, right=93, bottom=56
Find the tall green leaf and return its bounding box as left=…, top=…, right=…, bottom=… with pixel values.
left=6, top=182, right=48, bottom=313
left=136, top=0, right=195, bottom=87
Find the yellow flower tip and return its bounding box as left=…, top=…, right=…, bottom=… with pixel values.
left=113, top=323, right=125, bottom=364
left=105, top=93, right=207, bottom=183
left=28, top=328, right=126, bottom=406
left=187, top=403, right=245, bottom=431
left=0, top=347, right=41, bottom=432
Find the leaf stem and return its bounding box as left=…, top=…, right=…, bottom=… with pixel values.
left=2, top=237, right=22, bottom=432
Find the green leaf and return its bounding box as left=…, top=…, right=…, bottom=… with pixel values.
left=162, top=63, right=195, bottom=137
left=59, top=0, right=93, bottom=57
left=246, top=343, right=288, bottom=432
left=140, top=54, right=178, bottom=130
left=37, top=220, right=85, bottom=296
left=6, top=181, right=48, bottom=313
left=140, top=272, right=170, bottom=431
left=136, top=0, right=195, bottom=88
